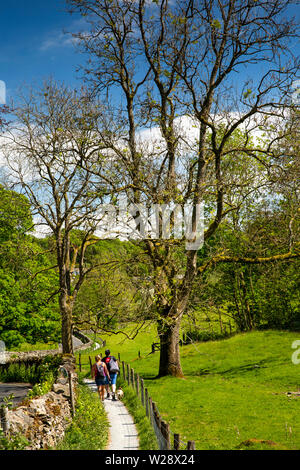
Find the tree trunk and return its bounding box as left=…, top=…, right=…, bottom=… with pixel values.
left=60, top=293, right=74, bottom=355
left=157, top=317, right=184, bottom=378
left=239, top=271, right=253, bottom=330
left=156, top=249, right=198, bottom=378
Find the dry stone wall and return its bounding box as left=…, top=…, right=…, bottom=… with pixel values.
left=0, top=331, right=93, bottom=449
left=3, top=356, right=77, bottom=450
left=3, top=329, right=94, bottom=366
left=8, top=389, right=72, bottom=449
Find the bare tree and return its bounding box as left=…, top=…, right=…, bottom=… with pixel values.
left=67, top=0, right=299, bottom=376
left=1, top=81, right=111, bottom=354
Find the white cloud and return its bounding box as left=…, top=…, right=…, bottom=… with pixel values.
left=39, top=31, right=78, bottom=52
left=0, top=80, right=6, bottom=105
left=39, top=17, right=89, bottom=52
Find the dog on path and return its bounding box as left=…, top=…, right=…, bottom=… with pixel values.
left=116, top=388, right=124, bottom=400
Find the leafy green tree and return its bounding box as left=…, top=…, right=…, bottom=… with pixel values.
left=0, top=184, right=33, bottom=244
left=73, top=239, right=153, bottom=334
left=189, top=206, right=300, bottom=335
left=0, top=186, right=60, bottom=348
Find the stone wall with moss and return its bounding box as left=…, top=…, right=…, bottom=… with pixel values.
left=0, top=330, right=94, bottom=449
left=2, top=357, right=77, bottom=449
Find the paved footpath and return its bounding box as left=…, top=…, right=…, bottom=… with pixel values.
left=83, top=379, right=139, bottom=451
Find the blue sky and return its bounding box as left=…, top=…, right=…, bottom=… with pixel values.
left=0, top=0, right=85, bottom=103
left=0, top=1, right=299, bottom=106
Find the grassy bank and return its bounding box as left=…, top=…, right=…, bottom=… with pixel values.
left=57, top=383, right=109, bottom=450
left=77, top=325, right=300, bottom=450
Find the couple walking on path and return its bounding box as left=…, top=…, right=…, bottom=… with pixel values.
left=92, top=349, right=119, bottom=402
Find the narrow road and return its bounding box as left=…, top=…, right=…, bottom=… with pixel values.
left=83, top=378, right=139, bottom=451
left=0, top=383, right=32, bottom=406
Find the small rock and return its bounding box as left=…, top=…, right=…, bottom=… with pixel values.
left=52, top=383, right=70, bottom=397
left=28, top=398, right=48, bottom=417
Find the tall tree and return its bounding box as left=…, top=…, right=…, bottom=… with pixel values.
left=67, top=0, right=299, bottom=376
left=1, top=81, right=110, bottom=354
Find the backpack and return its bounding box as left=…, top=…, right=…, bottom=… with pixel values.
left=95, top=362, right=105, bottom=378
left=106, top=356, right=119, bottom=373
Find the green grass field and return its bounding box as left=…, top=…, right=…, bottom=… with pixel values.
left=77, top=324, right=300, bottom=450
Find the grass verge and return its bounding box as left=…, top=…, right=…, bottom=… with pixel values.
left=57, top=383, right=109, bottom=450
left=117, top=377, right=159, bottom=450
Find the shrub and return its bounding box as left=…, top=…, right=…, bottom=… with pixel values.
left=184, top=329, right=231, bottom=343
left=0, top=429, right=29, bottom=450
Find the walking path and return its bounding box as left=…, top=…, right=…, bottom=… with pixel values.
left=83, top=378, right=139, bottom=451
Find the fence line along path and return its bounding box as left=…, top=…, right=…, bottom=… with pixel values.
left=83, top=378, right=139, bottom=451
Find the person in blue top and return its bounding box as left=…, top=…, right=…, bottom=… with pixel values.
left=102, top=349, right=119, bottom=401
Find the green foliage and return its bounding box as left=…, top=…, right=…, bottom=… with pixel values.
left=184, top=328, right=231, bottom=343
left=57, top=384, right=109, bottom=450
left=0, top=187, right=60, bottom=349
left=16, top=341, right=58, bottom=352
left=27, top=379, right=53, bottom=398
left=0, top=185, right=33, bottom=243
left=0, top=355, right=62, bottom=390
left=194, top=189, right=300, bottom=333
left=0, top=393, right=14, bottom=410
left=73, top=239, right=150, bottom=331
left=0, top=429, right=29, bottom=450
left=0, top=363, right=39, bottom=384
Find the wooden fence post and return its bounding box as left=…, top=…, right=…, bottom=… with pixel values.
left=174, top=433, right=180, bottom=450
left=140, top=378, right=144, bottom=406
left=122, top=361, right=125, bottom=381
left=165, top=422, right=171, bottom=450
left=145, top=388, right=149, bottom=417
left=130, top=368, right=134, bottom=388
left=187, top=441, right=195, bottom=450
left=149, top=396, right=153, bottom=426
left=68, top=372, right=75, bottom=418
left=127, top=364, right=130, bottom=385
left=118, top=352, right=121, bottom=363
left=136, top=374, right=140, bottom=396
left=161, top=420, right=171, bottom=450
left=79, top=353, right=82, bottom=372
left=152, top=401, right=161, bottom=430
left=89, top=356, right=92, bottom=372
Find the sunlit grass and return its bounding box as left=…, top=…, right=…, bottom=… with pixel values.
left=12, top=341, right=59, bottom=352
left=77, top=326, right=300, bottom=450
left=57, top=384, right=109, bottom=450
